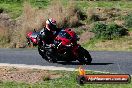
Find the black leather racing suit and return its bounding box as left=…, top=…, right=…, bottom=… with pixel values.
left=38, top=27, right=61, bottom=62
left=38, top=27, right=61, bottom=48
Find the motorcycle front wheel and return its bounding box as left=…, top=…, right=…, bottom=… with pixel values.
left=78, top=47, right=92, bottom=64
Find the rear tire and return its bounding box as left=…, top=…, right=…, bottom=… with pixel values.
left=38, top=47, right=47, bottom=59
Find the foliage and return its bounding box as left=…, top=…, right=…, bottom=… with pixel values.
left=124, top=13, right=132, bottom=28
left=91, top=22, right=128, bottom=40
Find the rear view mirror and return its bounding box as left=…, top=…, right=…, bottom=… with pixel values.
left=34, top=29, right=36, bottom=32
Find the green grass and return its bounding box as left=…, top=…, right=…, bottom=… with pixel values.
left=62, top=0, right=132, bottom=9
left=75, top=1, right=132, bottom=11
left=82, top=38, right=99, bottom=50
left=83, top=35, right=132, bottom=51
left=0, top=2, right=22, bottom=19
left=0, top=0, right=132, bottom=19
left=0, top=0, right=51, bottom=19
left=0, top=71, right=131, bottom=88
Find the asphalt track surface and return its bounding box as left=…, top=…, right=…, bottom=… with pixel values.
left=0, top=48, right=132, bottom=74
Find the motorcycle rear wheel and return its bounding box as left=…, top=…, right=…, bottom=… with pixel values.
left=38, top=47, right=47, bottom=59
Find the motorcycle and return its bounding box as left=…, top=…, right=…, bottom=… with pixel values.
left=38, top=28, right=92, bottom=64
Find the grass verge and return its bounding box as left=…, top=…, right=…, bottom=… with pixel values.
left=83, top=35, right=132, bottom=51
left=0, top=70, right=131, bottom=88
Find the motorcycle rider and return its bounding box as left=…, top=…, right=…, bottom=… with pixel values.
left=38, top=18, right=60, bottom=62
left=39, top=18, right=57, bottom=44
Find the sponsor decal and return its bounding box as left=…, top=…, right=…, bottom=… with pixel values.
left=77, top=66, right=131, bottom=84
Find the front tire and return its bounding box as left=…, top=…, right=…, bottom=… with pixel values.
left=78, top=47, right=92, bottom=64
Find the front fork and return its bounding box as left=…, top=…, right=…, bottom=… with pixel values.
left=72, top=44, right=81, bottom=58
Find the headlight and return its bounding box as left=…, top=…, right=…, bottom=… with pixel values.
left=66, top=43, right=73, bottom=47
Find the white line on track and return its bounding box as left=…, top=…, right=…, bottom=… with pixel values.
left=0, top=63, right=75, bottom=71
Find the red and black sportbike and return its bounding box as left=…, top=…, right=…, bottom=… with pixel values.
left=37, top=28, right=92, bottom=64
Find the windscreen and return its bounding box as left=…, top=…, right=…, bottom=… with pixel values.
left=58, top=30, right=72, bottom=40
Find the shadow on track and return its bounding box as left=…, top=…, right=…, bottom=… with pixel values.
left=57, top=61, right=113, bottom=65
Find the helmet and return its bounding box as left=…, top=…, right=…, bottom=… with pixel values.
left=46, top=18, right=57, bottom=31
